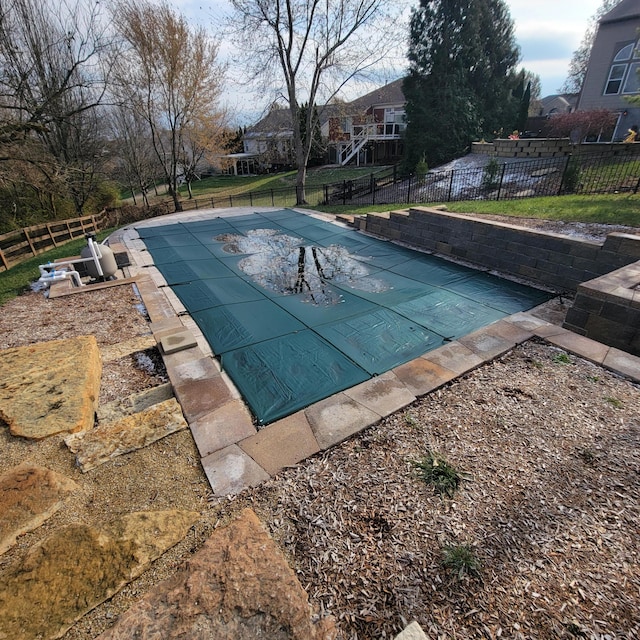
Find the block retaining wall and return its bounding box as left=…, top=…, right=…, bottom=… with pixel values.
left=472, top=138, right=573, bottom=158
left=470, top=139, right=640, bottom=159
left=352, top=207, right=640, bottom=356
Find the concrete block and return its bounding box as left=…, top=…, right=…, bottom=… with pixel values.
left=190, top=399, right=256, bottom=458
left=603, top=347, right=640, bottom=379
left=344, top=371, right=416, bottom=417
left=202, top=445, right=270, bottom=496
left=159, top=329, right=198, bottom=354
left=239, top=412, right=320, bottom=476
left=305, top=393, right=380, bottom=450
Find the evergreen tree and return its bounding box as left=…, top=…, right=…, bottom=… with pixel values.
left=517, top=81, right=531, bottom=132
left=403, top=0, right=520, bottom=171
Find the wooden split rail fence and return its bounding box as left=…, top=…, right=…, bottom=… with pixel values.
left=0, top=212, right=107, bottom=272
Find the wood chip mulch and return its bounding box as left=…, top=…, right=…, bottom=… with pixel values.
left=0, top=285, right=639, bottom=640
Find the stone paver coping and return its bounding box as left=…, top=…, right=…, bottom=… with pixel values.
left=113, top=207, right=640, bottom=497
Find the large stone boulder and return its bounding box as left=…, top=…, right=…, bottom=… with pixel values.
left=0, top=335, right=102, bottom=439
left=96, top=508, right=336, bottom=640
left=0, top=509, right=199, bottom=640
left=0, top=464, right=79, bottom=555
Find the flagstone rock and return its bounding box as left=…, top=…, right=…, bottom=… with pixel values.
left=100, top=335, right=157, bottom=362
left=96, top=508, right=337, bottom=640
left=0, top=509, right=199, bottom=640
left=0, top=464, right=79, bottom=556
left=0, top=335, right=102, bottom=440
left=65, top=397, right=187, bottom=472
left=96, top=382, right=174, bottom=424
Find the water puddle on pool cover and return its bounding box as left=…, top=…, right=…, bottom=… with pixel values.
left=216, top=229, right=389, bottom=305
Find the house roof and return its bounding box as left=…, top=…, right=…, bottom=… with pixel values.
left=345, top=78, right=405, bottom=112
left=600, top=0, right=640, bottom=25
left=539, top=93, right=578, bottom=114
left=245, top=79, right=406, bottom=133
left=245, top=107, right=293, bottom=135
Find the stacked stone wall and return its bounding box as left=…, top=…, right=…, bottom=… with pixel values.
left=356, top=208, right=640, bottom=355
left=470, top=139, right=640, bottom=159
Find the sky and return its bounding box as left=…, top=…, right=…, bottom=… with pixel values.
left=171, top=0, right=605, bottom=124
left=508, top=0, right=604, bottom=96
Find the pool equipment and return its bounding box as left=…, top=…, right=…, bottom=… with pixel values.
left=38, top=234, right=118, bottom=289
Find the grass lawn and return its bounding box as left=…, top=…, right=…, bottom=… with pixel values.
left=0, top=230, right=113, bottom=306
left=317, top=193, right=640, bottom=227
left=167, top=166, right=390, bottom=201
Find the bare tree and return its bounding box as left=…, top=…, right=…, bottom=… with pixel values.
left=111, top=0, right=226, bottom=212
left=107, top=104, right=160, bottom=207
left=228, top=0, right=406, bottom=204
left=0, top=0, right=114, bottom=215
left=179, top=111, right=229, bottom=199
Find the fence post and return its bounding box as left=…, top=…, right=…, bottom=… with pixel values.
left=558, top=155, right=571, bottom=195
left=229, top=194, right=233, bottom=207
left=211, top=198, right=215, bottom=208
left=407, top=175, right=412, bottom=203
left=23, top=229, right=36, bottom=257
left=496, top=163, right=507, bottom=201
left=46, top=223, right=58, bottom=247
left=342, top=180, right=346, bottom=206
left=447, top=171, right=455, bottom=202
left=250, top=192, right=253, bottom=206
left=271, top=189, right=275, bottom=206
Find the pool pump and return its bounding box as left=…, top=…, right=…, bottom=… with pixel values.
left=38, top=234, right=118, bottom=289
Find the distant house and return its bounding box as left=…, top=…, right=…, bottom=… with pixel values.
left=537, top=94, right=578, bottom=116
left=241, top=105, right=294, bottom=172
left=325, top=79, right=406, bottom=166
left=576, top=0, right=640, bottom=140
left=242, top=79, right=406, bottom=169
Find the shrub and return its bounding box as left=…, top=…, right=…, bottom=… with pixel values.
left=482, top=157, right=501, bottom=191
left=415, top=156, right=429, bottom=179
left=561, top=156, right=582, bottom=194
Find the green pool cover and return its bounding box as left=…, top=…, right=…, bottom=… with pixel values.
left=137, top=210, right=552, bottom=424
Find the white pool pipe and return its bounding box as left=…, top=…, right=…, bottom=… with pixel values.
left=37, top=235, right=106, bottom=289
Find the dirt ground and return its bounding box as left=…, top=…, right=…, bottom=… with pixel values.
left=0, top=248, right=639, bottom=639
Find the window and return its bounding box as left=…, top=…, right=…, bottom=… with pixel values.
left=623, top=62, right=640, bottom=94
left=605, top=64, right=627, bottom=94
left=614, top=43, right=635, bottom=61
left=604, top=40, right=640, bottom=95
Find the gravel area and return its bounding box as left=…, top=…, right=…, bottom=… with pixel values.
left=1, top=245, right=639, bottom=639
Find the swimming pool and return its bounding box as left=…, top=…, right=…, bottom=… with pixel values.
left=137, top=209, right=552, bottom=424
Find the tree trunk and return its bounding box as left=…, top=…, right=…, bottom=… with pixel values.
left=295, top=165, right=307, bottom=205
left=172, top=191, right=183, bottom=212
left=292, top=115, right=308, bottom=205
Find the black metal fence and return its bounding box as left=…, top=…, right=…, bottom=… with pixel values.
left=322, top=149, right=640, bottom=206
left=130, top=149, right=640, bottom=214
